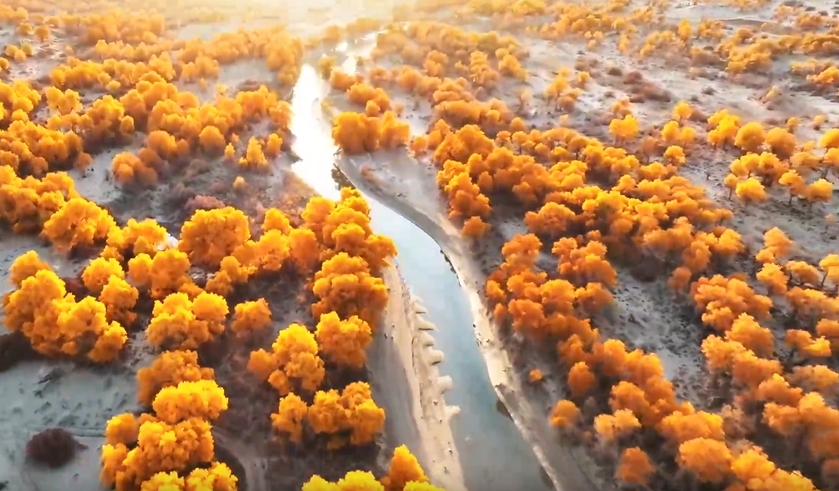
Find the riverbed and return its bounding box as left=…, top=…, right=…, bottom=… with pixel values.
left=288, top=62, right=552, bottom=491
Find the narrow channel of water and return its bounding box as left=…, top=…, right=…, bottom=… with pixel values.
left=288, top=63, right=551, bottom=491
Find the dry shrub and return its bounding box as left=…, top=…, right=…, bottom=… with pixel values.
left=0, top=332, right=34, bottom=372
left=26, top=428, right=85, bottom=468
left=623, top=70, right=644, bottom=85
left=185, top=195, right=227, bottom=214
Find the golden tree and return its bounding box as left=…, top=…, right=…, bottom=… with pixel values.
left=616, top=447, right=655, bottom=486
left=42, top=197, right=117, bottom=251
left=311, top=252, right=388, bottom=325
left=677, top=438, right=732, bottom=484
left=247, top=323, right=325, bottom=395
left=136, top=350, right=215, bottom=406
left=230, top=299, right=273, bottom=336
left=314, top=312, right=373, bottom=370
left=100, top=417, right=215, bottom=491
left=734, top=178, right=767, bottom=204
left=306, top=382, right=385, bottom=447
left=568, top=361, right=596, bottom=399
left=9, top=250, right=52, bottom=287
left=146, top=292, right=229, bottom=350
left=549, top=400, right=581, bottom=428
left=734, top=122, right=765, bottom=153
left=593, top=409, right=641, bottom=443
left=271, top=392, right=308, bottom=443
left=382, top=445, right=428, bottom=490
left=128, top=249, right=195, bottom=299
left=151, top=380, right=229, bottom=424
left=179, top=207, right=251, bottom=268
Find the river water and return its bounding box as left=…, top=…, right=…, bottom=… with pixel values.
left=288, top=63, right=551, bottom=491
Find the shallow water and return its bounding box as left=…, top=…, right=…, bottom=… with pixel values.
left=288, top=63, right=552, bottom=491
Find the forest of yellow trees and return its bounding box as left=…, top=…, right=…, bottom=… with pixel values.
left=322, top=3, right=839, bottom=491
left=2, top=0, right=839, bottom=489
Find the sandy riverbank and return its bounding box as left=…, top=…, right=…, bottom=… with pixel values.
left=372, top=264, right=467, bottom=491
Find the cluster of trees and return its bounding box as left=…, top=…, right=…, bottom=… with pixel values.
left=108, top=82, right=292, bottom=185
left=5, top=74, right=294, bottom=188
left=322, top=6, right=839, bottom=491
left=3, top=204, right=309, bottom=355
left=248, top=322, right=326, bottom=396
left=45, top=15, right=303, bottom=88
left=0, top=163, right=113, bottom=250
left=329, top=23, right=525, bottom=134
left=496, top=127, right=833, bottom=488
left=313, top=18, right=384, bottom=46
left=345, top=81, right=393, bottom=113
left=0, top=166, right=80, bottom=234
left=710, top=115, right=838, bottom=208
left=485, top=233, right=613, bottom=341
left=431, top=123, right=589, bottom=236
left=0, top=185, right=400, bottom=485
left=371, top=22, right=519, bottom=76
left=1, top=82, right=96, bottom=174
left=530, top=7, right=839, bottom=79
left=332, top=111, right=411, bottom=155
left=543, top=250, right=834, bottom=489
left=41, top=197, right=117, bottom=250
left=146, top=291, right=229, bottom=350
left=428, top=118, right=741, bottom=257
left=239, top=191, right=397, bottom=451
left=695, top=230, right=839, bottom=485
left=116, top=191, right=405, bottom=484
left=296, top=188, right=395, bottom=320
left=101, top=371, right=235, bottom=491
left=248, top=312, right=373, bottom=396
left=136, top=350, right=215, bottom=406
left=544, top=68, right=585, bottom=111
left=4, top=253, right=129, bottom=363
left=272, top=382, right=385, bottom=447
left=102, top=301, right=234, bottom=490
left=302, top=445, right=442, bottom=491
left=0, top=6, right=459, bottom=490
left=3, top=16, right=52, bottom=59
left=374, top=38, right=835, bottom=483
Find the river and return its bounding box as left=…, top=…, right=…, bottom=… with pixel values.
left=288, top=62, right=552, bottom=491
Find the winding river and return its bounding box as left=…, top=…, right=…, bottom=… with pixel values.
left=288, top=62, right=552, bottom=491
